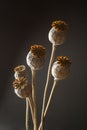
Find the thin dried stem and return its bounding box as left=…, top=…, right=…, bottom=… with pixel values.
left=38, top=80, right=58, bottom=130
left=44, top=80, right=58, bottom=116
left=27, top=97, right=34, bottom=124
left=32, top=70, right=38, bottom=130
left=26, top=98, right=29, bottom=130
left=40, top=44, right=57, bottom=130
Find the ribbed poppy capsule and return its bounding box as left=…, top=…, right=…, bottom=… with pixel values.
left=52, top=56, right=71, bottom=80
left=48, top=20, right=68, bottom=45
left=13, top=77, right=32, bottom=98
left=14, top=65, right=28, bottom=79
left=26, top=45, right=46, bottom=70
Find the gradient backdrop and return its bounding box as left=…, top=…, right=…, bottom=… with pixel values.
left=0, top=1, right=87, bottom=130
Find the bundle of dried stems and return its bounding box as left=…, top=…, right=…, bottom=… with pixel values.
left=12, top=20, right=71, bottom=130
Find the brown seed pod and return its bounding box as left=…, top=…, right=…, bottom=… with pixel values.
left=51, top=56, right=71, bottom=80
left=26, top=44, right=46, bottom=70
left=48, top=20, right=68, bottom=45
left=14, top=65, right=28, bottom=79
left=13, top=77, right=32, bottom=98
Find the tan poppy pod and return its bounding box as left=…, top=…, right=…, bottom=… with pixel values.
left=13, top=77, right=32, bottom=98
left=14, top=85, right=32, bottom=99
left=51, top=56, right=71, bottom=80
left=14, top=65, right=28, bottom=79
left=48, top=20, right=68, bottom=45
left=26, top=45, right=46, bottom=70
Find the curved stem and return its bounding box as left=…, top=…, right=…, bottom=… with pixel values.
left=26, top=98, right=29, bottom=130
left=38, top=80, right=58, bottom=130
left=40, top=45, right=57, bottom=130
left=32, top=70, right=38, bottom=130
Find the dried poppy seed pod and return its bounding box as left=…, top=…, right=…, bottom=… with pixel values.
left=14, top=65, right=28, bottom=79
left=52, top=56, right=71, bottom=80
left=48, top=20, right=68, bottom=45
left=26, top=44, right=46, bottom=70
left=13, top=77, right=32, bottom=98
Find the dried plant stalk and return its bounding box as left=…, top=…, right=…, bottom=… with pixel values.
left=27, top=97, right=34, bottom=124
left=44, top=80, right=58, bottom=117
left=32, top=70, right=38, bottom=130
left=40, top=44, right=57, bottom=130
left=38, top=80, right=58, bottom=130
left=26, top=98, right=29, bottom=130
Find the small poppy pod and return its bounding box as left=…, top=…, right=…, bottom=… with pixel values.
left=14, top=84, right=32, bottom=99
left=51, top=56, right=71, bottom=80
left=26, top=45, right=46, bottom=70
left=14, top=65, right=28, bottom=79
left=48, top=20, right=68, bottom=45
left=13, top=77, right=32, bottom=98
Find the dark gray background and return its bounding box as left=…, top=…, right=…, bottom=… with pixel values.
left=0, top=1, right=87, bottom=130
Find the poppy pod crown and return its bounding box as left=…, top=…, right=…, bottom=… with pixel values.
left=13, top=77, right=28, bottom=89
left=14, top=65, right=26, bottom=72
left=57, top=56, right=71, bottom=67
left=52, top=20, right=68, bottom=31
left=30, top=45, right=46, bottom=58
